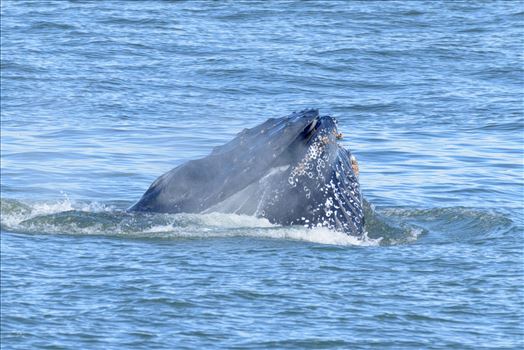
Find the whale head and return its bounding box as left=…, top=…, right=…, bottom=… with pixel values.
left=130, top=109, right=365, bottom=236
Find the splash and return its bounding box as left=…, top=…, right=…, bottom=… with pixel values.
left=0, top=198, right=380, bottom=246
left=3, top=197, right=509, bottom=246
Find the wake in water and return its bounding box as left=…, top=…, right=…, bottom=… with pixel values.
left=0, top=198, right=382, bottom=246
left=2, top=196, right=514, bottom=246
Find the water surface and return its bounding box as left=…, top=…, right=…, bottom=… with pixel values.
left=1, top=1, right=523, bottom=349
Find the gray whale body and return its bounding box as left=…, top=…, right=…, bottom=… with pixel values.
left=130, top=109, right=365, bottom=236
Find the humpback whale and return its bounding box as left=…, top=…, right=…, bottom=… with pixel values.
left=130, top=109, right=365, bottom=236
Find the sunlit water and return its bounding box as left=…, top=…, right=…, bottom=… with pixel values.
left=1, top=1, right=523, bottom=349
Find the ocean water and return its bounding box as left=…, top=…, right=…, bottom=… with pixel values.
left=1, top=0, right=523, bottom=349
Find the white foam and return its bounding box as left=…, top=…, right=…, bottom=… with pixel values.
left=30, top=198, right=74, bottom=216
left=195, top=212, right=275, bottom=228
left=1, top=196, right=114, bottom=228
left=152, top=212, right=379, bottom=245
left=1, top=198, right=381, bottom=246
left=1, top=207, right=30, bottom=228
left=248, top=226, right=381, bottom=246
left=141, top=225, right=379, bottom=246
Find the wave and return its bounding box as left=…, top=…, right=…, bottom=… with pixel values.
left=29, top=21, right=77, bottom=31
left=379, top=206, right=516, bottom=244
left=0, top=198, right=515, bottom=246
left=0, top=198, right=380, bottom=246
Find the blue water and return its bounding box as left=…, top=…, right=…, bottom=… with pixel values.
left=1, top=1, right=523, bottom=349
